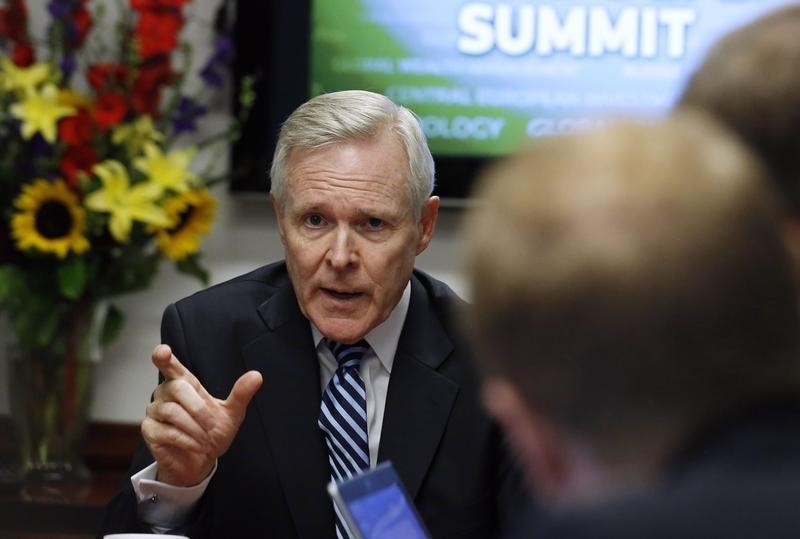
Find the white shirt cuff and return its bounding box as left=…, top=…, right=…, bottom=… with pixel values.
left=131, top=460, right=217, bottom=532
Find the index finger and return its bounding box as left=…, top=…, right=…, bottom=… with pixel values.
left=152, top=344, right=208, bottom=397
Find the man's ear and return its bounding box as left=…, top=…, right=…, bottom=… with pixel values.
left=415, top=196, right=440, bottom=255
left=270, top=193, right=287, bottom=245
left=482, top=378, right=568, bottom=500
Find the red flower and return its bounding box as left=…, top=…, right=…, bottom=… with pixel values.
left=132, top=85, right=160, bottom=116
left=59, top=108, right=94, bottom=146
left=130, top=0, right=189, bottom=10
left=94, top=92, right=129, bottom=131
left=72, top=5, right=92, bottom=46
left=60, top=145, right=99, bottom=188
left=132, top=56, right=173, bottom=115
left=135, top=9, right=183, bottom=59
left=87, top=63, right=129, bottom=91
left=0, top=0, right=28, bottom=42
left=11, top=41, right=34, bottom=66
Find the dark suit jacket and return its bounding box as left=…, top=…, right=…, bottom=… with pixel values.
left=99, top=262, right=527, bottom=538
left=508, top=396, right=800, bottom=539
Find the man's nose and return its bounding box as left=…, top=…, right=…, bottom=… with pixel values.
left=326, top=227, right=357, bottom=268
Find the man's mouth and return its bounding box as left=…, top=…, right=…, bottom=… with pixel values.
left=322, top=288, right=363, bottom=300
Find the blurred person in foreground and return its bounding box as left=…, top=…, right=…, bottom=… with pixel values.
left=678, top=4, right=800, bottom=263
left=462, top=112, right=800, bottom=538
left=99, top=90, right=526, bottom=538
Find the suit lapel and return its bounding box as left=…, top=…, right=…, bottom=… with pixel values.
left=241, top=284, right=334, bottom=539
left=378, top=276, right=459, bottom=499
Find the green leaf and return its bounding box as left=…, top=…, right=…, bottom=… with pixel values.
left=120, top=253, right=160, bottom=292
left=0, top=265, right=27, bottom=306
left=34, top=307, right=62, bottom=349
left=239, top=74, right=257, bottom=117
left=99, top=252, right=160, bottom=296
left=101, top=304, right=124, bottom=347
left=176, top=255, right=210, bottom=286
left=57, top=258, right=88, bottom=300
left=10, top=294, right=60, bottom=349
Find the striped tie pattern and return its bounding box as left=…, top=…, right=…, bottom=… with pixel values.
left=319, top=339, right=370, bottom=538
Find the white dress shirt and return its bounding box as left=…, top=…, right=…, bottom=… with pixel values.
left=132, top=282, right=411, bottom=531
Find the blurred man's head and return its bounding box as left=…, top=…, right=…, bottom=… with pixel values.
left=678, top=5, right=800, bottom=214
left=463, top=113, right=800, bottom=503
left=269, top=90, right=439, bottom=343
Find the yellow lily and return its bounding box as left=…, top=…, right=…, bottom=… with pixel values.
left=112, top=116, right=165, bottom=155
left=58, top=88, right=93, bottom=109
left=0, top=58, right=51, bottom=95
left=85, top=160, right=171, bottom=242
left=9, top=84, right=76, bottom=143
left=133, top=142, right=198, bottom=193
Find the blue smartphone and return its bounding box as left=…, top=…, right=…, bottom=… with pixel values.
left=327, top=461, right=430, bottom=539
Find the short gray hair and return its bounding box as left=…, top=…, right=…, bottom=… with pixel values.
left=270, top=90, right=435, bottom=218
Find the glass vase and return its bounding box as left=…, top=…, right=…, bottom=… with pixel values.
left=7, top=300, right=108, bottom=482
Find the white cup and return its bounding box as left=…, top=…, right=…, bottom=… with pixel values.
left=103, top=535, right=188, bottom=539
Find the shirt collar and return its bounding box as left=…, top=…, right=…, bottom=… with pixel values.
left=311, top=281, right=411, bottom=374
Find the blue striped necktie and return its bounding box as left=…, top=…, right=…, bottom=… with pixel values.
left=319, top=338, right=370, bottom=538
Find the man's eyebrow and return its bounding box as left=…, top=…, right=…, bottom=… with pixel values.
left=293, top=202, right=327, bottom=213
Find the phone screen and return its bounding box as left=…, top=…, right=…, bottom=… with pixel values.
left=330, top=461, right=430, bottom=539
left=346, top=482, right=428, bottom=538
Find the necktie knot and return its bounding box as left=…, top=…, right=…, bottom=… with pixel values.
left=326, top=339, right=369, bottom=369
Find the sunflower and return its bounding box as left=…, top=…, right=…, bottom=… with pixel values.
left=152, top=189, right=216, bottom=260
left=11, top=179, right=90, bottom=258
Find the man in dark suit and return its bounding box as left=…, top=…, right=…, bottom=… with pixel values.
left=99, top=90, right=526, bottom=538
left=462, top=112, right=800, bottom=538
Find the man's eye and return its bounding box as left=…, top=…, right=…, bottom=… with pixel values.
left=366, top=217, right=384, bottom=229
left=305, top=214, right=325, bottom=227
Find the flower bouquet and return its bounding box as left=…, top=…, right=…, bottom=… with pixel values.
left=0, top=0, right=247, bottom=480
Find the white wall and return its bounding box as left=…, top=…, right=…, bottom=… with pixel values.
left=0, top=0, right=469, bottom=423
